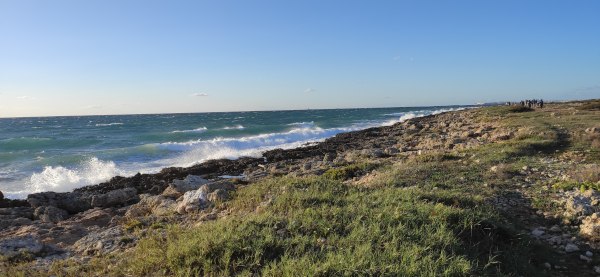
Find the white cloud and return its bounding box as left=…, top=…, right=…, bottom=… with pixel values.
left=304, top=88, right=316, bottom=93
left=191, top=93, right=209, bottom=97
left=16, top=96, right=36, bottom=100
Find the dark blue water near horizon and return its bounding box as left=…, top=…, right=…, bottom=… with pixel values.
left=0, top=105, right=470, bottom=198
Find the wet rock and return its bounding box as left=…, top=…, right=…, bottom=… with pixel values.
left=34, top=206, right=68, bottom=223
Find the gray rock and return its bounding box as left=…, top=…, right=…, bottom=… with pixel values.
left=72, top=226, right=125, bottom=255
left=63, top=208, right=113, bottom=227
left=176, top=186, right=209, bottom=214
left=163, top=175, right=210, bottom=198
left=549, top=225, right=562, bottom=232
left=565, top=195, right=595, bottom=217
left=27, top=192, right=92, bottom=213
left=361, top=148, right=385, bottom=158
left=0, top=235, right=44, bottom=259
left=565, top=243, right=579, bottom=253
left=384, top=147, right=400, bottom=155
left=579, top=255, right=592, bottom=262
left=531, top=228, right=545, bottom=237
left=207, top=189, right=229, bottom=203
left=125, top=194, right=176, bottom=217
left=91, top=187, right=138, bottom=208
left=322, top=153, right=336, bottom=163
left=34, top=206, right=68, bottom=223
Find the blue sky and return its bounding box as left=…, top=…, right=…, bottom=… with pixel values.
left=1, top=0, right=599, bottom=117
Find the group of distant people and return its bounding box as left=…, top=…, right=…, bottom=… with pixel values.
left=506, top=99, right=544, bottom=109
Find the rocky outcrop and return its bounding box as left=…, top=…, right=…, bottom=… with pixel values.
left=33, top=206, right=68, bottom=223
left=90, top=187, right=138, bottom=208
left=27, top=192, right=92, bottom=214
left=176, top=187, right=209, bottom=214
left=0, top=235, right=60, bottom=261
left=162, top=175, right=210, bottom=198
left=27, top=188, right=138, bottom=214
left=72, top=226, right=127, bottom=256
left=125, top=194, right=176, bottom=218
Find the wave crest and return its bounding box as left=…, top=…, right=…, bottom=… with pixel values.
left=171, top=127, right=208, bottom=133
left=29, top=157, right=122, bottom=193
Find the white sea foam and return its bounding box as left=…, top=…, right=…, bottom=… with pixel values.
left=222, top=125, right=245, bottom=130
left=95, top=123, right=124, bottom=127
left=171, top=127, right=208, bottom=133
left=28, top=157, right=123, bottom=194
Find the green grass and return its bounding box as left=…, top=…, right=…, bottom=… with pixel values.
left=109, top=175, right=544, bottom=276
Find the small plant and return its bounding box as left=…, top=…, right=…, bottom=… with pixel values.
left=322, top=162, right=378, bottom=180
left=552, top=181, right=600, bottom=192
left=124, top=219, right=144, bottom=232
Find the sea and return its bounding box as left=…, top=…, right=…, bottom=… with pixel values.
left=0, top=106, right=470, bottom=199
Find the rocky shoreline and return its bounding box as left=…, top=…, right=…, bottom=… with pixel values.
left=2, top=102, right=600, bottom=275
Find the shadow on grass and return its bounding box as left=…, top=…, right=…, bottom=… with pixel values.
left=513, top=125, right=571, bottom=157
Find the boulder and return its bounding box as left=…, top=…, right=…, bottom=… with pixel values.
left=176, top=187, right=209, bottom=214
left=27, top=192, right=92, bottom=214
left=34, top=206, right=68, bottom=223
left=125, top=194, right=176, bottom=218
left=162, top=175, right=210, bottom=198
left=565, top=243, right=580, bottom=253
left=91, top=187, right=138, bottom=208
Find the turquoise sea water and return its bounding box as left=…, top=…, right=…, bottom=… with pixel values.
left=0, top=106, right=469, bottom=198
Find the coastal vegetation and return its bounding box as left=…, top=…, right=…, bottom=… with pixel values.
left=2, top=100, right=600, bottom=276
